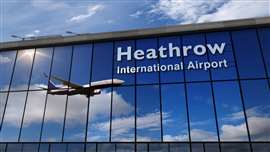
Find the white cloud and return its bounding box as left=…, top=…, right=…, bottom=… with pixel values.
left=0, top=55, right=12, bottom=64
left=68, top=4, right=105, bottom=23
left=130, top=10, right=144, bottom=18
left=150, top=0, right=270, bottom=24
left=25, top=29, right=40, bottom=37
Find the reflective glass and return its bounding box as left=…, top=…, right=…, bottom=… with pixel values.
left=191, top=143, right=203, bottom=152
left=0, top=93, right=8, bottom=128
left=116, top=144, right=134, bottom=152
left=170, top=143, right=190, bottom=152
left=114, top=40, right=136, bottom=85
left=241, top=80, right=270, bottom=141
left=41, top=46, right=72, bottom=142
left=252, top=143, right=270, bottom=152
left=137, top=85, right=161, bottom=141
left=50, top=144, right=67, bottom=152
left=206, top=32, right=237, bottom=80
left=159, top=36, right=184, bottom=83
left=204, top=143, right=220, bottom=152
left=98, top=143, right=115, bottom=152
left=136, top=38, right=159, bottom=84
left=91, top=42, right=113, bottom=82
left=20, top=91, right=47, bottom=141
left=29, top=48, right=53, bottom=90
left=67, top=143, right=84, bottom=152
left=64, top=44, right=92, bottom=142
left=87, top=88, right=111, bottom=142
left=231, top=29, right=266, bottom=79
left=112, top=86, right=135, bottom=141
left=220, top=143, right=251, bottom=152
left=22, top=144, right=38, bottom=152
left=0, top=92, right=27, bottom=142
left=258, top=28, right=270, bottom=77
left=0, top=50, right=16, bottom=91
left=149, top=143, right=168, bottom=152
left=86, top=143, right=96, bottom=152
left=183, top=34, right=210, bottom=82
left=161, top=84, right=189, bottom=141
left=136, top=144, right=147, bottom=152
left=187, top=83, right=218, bottom=141
left=213, top=81, right=249, bottom=141
left=10, top=49, right=35, bottom=90
left=39, top=144, right=49, bottom=152
left=0, top=144, right=6, bottom=152
left=6, top=144, right=22, bottom=152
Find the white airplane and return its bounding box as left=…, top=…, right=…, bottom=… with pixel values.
left=39, top=73, right=124, bottom=98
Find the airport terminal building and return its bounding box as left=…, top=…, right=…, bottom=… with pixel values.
left=0, top=17, right=269, bottom=152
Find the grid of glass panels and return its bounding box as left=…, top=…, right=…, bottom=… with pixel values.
left=0, top=28, right=269, bottom=150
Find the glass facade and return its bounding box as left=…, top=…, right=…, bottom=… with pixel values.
left=0, top=27, right=269, bottom=152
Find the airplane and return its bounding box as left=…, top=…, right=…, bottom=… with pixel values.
left=39, top=73, right=124, bottom=98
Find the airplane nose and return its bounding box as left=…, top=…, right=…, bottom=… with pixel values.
left=114, top=79, right=125, bottom=84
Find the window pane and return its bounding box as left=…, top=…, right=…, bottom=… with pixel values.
left=87, top=88, right=111, bottom=142
left=220, top=143, right=251, bottom=152
left=213, top=81, right=249, bottom=141
left=136, top=38, right=159, bottom=84
left=116, top=144, right=134, bottom=152
left=161, top=84, right=189, bottom=141
left=252, top=143, right=270, bottom=152
left=112, top=86, right=135, bottom=141
left=137, top=85, right=161, bottom=141
left=170, top=143, right=190, bottom=152
left=39, top=144, right=49, bottom=152
left=183, top=34, right=210, bottom=82
left=20, top=91, right=47, bottom=141
left=204, top=143, right=220, bottom=152
left=0, top=92, right=8, bottom=128
left=0, top=92, right=27, bottom=142
left=136, top=144, right=147, bottom=152
left=149, top=143, right=168, bottom=152
left=258, top=28, right=270, bottom=77
left=29, top=48, right=53, bottom=90
left=187, top=83, right=218, bottom=141
left=91, top=42, right=113, bottom=82
left=0, top=50, right=16, bottom=91
left=22, top=144, right=39, bottom=152
left=98, top=144, right=115, bottom=152
left=10, top=49, right=35, bottom=90
left=191, top=143, right=203, bottom=152
left=6, top=144, right=22, bottom=152
left=232, top=29, right=266, bottom=79
left=41, top=46, right=72, bottom=142
left=114, top=40, right=135, bottom=85
left=0, top=144, right=6, bottom=152
left=86, top=143, right=96, bottom=152
left=67, top=143, right=84, bottom=152
left=206, top=32, right=237, bottom=80
left=50, top=144, right=67, bottom=152
left=159, top=36, right=184, bottom=83
left=241, top=80, right=270, bottom=141
left=63, top=44, right=92, bottom=142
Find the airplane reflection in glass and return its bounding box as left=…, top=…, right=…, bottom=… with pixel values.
left=39, top=73, right=124, bottom=97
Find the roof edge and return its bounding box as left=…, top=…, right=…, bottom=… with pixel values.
left=1, top=17, right=270, bottom=50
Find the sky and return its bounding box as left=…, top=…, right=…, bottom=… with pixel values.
left=0, top=0, right=269, bottom=42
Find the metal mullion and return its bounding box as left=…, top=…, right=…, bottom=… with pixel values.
left=39, top=47, right=55, bottom=142
left=179, top=36, right=192, bottom=152
left=18, top=48, right=37, bottom=142
left=204, top=33, right=221, bottom=152
left=255, top=28, right=270, bottom=89
left=0, top=50, right=18, bottom=131
left=134, top=40, right=137, bottom=149
left=85, top=43, right=94, bottom=143
left=110, top=42, right=115, bottom=142
left=229, top=31, right=253, bottom=152
left=157, top=37, right=163, bottom=142
left=61, top=46, right=75, bottom=142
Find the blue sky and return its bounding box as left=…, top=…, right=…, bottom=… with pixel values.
left=0, top=0, right=269, bottom=42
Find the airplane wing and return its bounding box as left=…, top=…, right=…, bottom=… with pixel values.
left=50, top=75, right=83, bottom=89
left=90, top=79, right=124, bottom=89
